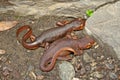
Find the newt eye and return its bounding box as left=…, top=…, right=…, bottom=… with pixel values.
left=86, top=43, right=91, bottom=48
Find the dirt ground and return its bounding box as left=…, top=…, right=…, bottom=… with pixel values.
left=0, top=10, right=120, bottom=80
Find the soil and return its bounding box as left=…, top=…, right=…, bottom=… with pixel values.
left=0, top=11, right=120, bottom=80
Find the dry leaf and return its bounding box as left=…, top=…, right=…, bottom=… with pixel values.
left=0, top=49, right=6, bottom=54
left=0, top=21, right=18, bottom=31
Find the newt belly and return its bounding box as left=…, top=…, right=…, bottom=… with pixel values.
left=39, top=36, right=95, bottom=72
left=16, top=18, right=86, bottom=50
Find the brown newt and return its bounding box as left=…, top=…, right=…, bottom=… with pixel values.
left=16, top=18, right=86, bottom=50
left=39, top=36, right=95, bottom=72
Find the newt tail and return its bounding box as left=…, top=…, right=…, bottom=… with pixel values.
left=16, top=25, right=40, bottom=49
left=40, top=47, right=76, bottom=72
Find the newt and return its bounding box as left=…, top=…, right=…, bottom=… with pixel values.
left=39, top=36, right=95, bottom=72
left=16, top=18, right=86, bottom=50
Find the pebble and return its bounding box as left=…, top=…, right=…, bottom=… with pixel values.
left=26, top=50, right=31, bottom=53
left=2, top=70, right=10, bottom=77
left=58, top=61, right=75, bottom=80
left=90, top=77, right=98, bottom=80
left=72, top=77, right=80, bottom=80
left=109, top=72, right=118, bottom=80
left=35, top=69, right=44, bottom=80
left=28, top=65, right=34, bottom=71
left=90, top=61, right=97, bottom=67
left=100, top=55, right=104, bottom=60
left=105, top=62, right=114, bottom=70
left=36, top=75, right=44, bottom=80
left=29, top=71, right=36, bottom=80
left=89, top=77, right=94, bottom=80
left=83, top=53, right=95, bottom=63
left=92, top=53, right=98, bottom=59
left=95, top=72, right=104, bottom=79
left=34, top=69, right=42, bottom=76
left=3, top=66, right=13, bottom=72
left=96, top=55, right=105, bottom=61
left=0, top=49, right=6, bottom=54
left=27, top=65, right=35, bottom=79
left=114, top=64, right=119, bottom=72
left=71, top=57, right=77, bottom=65
left=0, top=56, right=8, bottom=62
left=75, top=63, right=81, bottom=71
left=85, top=65, right=91, bottom=71
left=94, top=45, right=99, bottom=49
left=80, top=67, right=86, bottom=76
left=91, top=71, right=104, bottom=79
left=2, top=66, right=13, bottom=77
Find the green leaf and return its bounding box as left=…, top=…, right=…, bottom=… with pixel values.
left=86, top=9, right=94, bottom=17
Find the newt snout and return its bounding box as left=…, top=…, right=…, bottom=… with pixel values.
left=78, top=36, right=95, bottom=49
left=74, top=18, right=86, bottom=30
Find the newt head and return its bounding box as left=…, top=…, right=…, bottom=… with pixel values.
left=78, top=36, right=95, bottom=49
left=72, top=18, right=86, bottom=30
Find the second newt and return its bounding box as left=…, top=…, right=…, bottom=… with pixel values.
left=39, top=36, right=95, bottom=72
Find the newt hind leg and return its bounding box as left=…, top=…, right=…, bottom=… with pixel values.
left=56, top=20, right=69, bottom=27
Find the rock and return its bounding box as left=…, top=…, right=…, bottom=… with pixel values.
left=85, top=65, right=91, bottom=71
left=94, top=72, right=104, bottom=79
left=83, top=53, right=95, bottom=63
left=2, top=69, right=10, bottom=77
left=105, top=62, right=114, bottom=70
left=79, top=67, right=86, bottom=76
left=109, top=72, right=118, bottom=79
left=91, top=71, right=104, bottom=79
left=26, top=65, right=35, bottom=79
left=36, top=75, right=44, bottom=80
left=58, top=61, right=75, bottom=80
left=0, top=0, right=116, bottom=18
left=28, top=65, right=34, bottom=71
left=71, top=57, right=78, bottom=64
left=34, top=69, right=44, bottom=80
left=85, top=1, right=120, bottom=59
left=2, top=66, right=13, bottom=77
left=0, top=56, right=8, bottom=62
left=0, top=49, right=6, bottom=54
left=72, top=77, right=80, bottom=80
left=29, top=71, right=36, bottom=80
